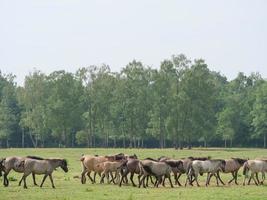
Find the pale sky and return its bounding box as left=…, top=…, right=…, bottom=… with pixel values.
left=0, top=0, right=266, bottom=85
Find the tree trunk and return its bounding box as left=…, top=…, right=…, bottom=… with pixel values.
left=29, top=131, right=37, bottom=148
left=113, top=137, right=116, bottom=148
left=224, top=139, right=227, bottom=148
left=123, top=132, right=126, bottom=148
left=22, top=128, right=25, bottom=148
left=264, top=134, right=266, bottom=148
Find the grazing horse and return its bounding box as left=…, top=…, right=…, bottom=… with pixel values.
left=2, top=156, right=44, bottom=187
left=187, top=159, right=226, bottom=187
left=138, top=159, right=175, bottom=188
left=243, top=160, right=267, bottom=186
left=19, top=158, right=68, bottom=189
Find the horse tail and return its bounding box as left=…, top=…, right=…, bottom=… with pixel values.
left=243, top=161, right=249, bottom=175
left=187, top=162, right=193, bottom=175
left=80, top=155, right=85, bottom=162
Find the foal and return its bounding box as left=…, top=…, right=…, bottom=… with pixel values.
left=19, top=158, right=68, bottom=189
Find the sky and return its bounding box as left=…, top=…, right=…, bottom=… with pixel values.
left=0, top=0, right=266, bottom=86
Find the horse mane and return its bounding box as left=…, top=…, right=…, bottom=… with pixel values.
left=128, top=154, right=138, bottom=159
left=144, top=157, right=158, bottom=162
left=164, top=160, right=182, bottom=168
left=26, top=156, right=44, bottom=160
left=232, top=158, right=247, bottom=165
left=188, top=156, right=211, bottom=161
left=158, top=156, right=170, bottom=161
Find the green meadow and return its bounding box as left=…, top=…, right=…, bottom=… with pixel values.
left=0, top=148, right=267, bottom=200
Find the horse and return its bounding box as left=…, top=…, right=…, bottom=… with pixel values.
left=119, top=158, right=144, bottom=187
left=2, top=156, right=44, bottom=187
left=99, top=159, right=127, bottom=184
left=19, top=158, right=68, bottom=189
left=216, top=158, right=247, bottom=185
left=80, top=155, right=108, bottom=184
left=243, top=160, right=267, bottom=186
left=173, top=156, right=210, bottom=186
left=138, top=159, right=175, bottom=188
left=186, top=159, right=226, bottom=187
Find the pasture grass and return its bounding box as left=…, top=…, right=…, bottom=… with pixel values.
left=0, top=148, right=267, bottom=200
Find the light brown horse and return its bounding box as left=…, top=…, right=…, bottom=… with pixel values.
left=19, top=158, right=68, bottom=189
left=80, top=155, right=108, bottom=184
left=2, top=156, right=44, bottom=187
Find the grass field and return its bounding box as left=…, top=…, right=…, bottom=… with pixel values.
left=1, top=148, right=267, bottom=200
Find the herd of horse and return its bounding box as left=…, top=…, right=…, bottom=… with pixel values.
left=0, top=153, right=267, bottom=189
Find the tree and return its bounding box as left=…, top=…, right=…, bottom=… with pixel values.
left=0, top=72, right=20, bottom=148
left=251, top=82, right=267, bottom=148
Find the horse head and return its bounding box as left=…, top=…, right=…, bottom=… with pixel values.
left=220, top=160, right=226, bottom=172
left=60, top=159, right=68, bottom=172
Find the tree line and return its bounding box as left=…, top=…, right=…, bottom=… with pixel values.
left=0, top=54, right=267, bottom=148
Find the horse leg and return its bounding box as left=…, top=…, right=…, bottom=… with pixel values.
left=100, top=173, right=105, bottom=184
left=93, top=172, right=97, bottom=183
left=32, top=173, right=38, bottom=186
left=22, top=174, right=30, bottom=189
left=49, top=174, right=55, bottom=188
left=139, top=175, right=146, bottom=188
left=156, top=176, right=161, bottom=187
left=252, top=173, right=258, bottom=186
left=146, top=176, right=149, bottom=187
left=206, top=173, right=210, bottom=186
left=130, top=172, right=136, bottom=187
left=255, top=172, right=262, bottom=185
left=185, top=172, right=192, bottom=186
left=261, top=172, right=265, bottom=185
left=176, top=173, right=182, bottom=186
left=110, top=172, right=116, bottom=184
left=234, top=171, right=239, bottom=185
left=207, top=173, right=213, bottom=185
left=18, top=175, right=23, bottom=186
left=168, top=174, right=174, bottom=188
left=243, top=172, right=247, bottom=186
left=40, top=174, right=48, bottom=188
left=81, top=170, right=87, bottom=184
left=217, top=172, right=225, bottom=185
left=3, top=171, right=10, bottom=187
left=137, top=174, right=142, bottom=187
left=228, top=172, right=235, bottom=184
left=195, top=174, right=200, bottom=187
left=214, top=173, right=220, bottom=186
left=162, top=176, right=166, bottom=187
left=87, top=171, right=94, bottom=183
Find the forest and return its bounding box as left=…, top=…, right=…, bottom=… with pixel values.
left=0, top=54, right=266, bottom=148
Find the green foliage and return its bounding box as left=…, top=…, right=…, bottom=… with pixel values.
left=0, top=54, right=266, bottom=148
